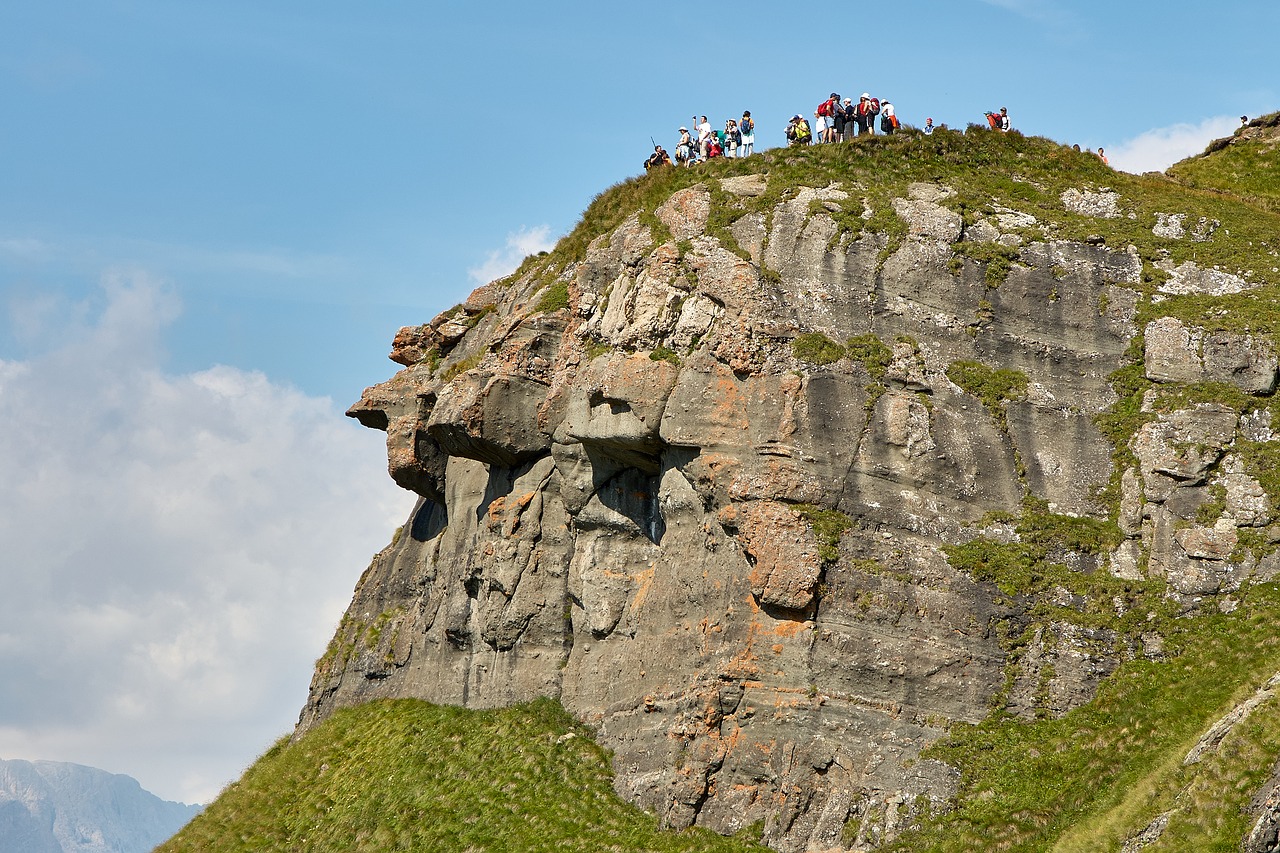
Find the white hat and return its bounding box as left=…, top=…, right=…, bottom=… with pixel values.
left=861, top=92, right=871, bottom=99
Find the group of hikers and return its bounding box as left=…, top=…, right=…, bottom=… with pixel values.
left=643, top=93, right=1016, bottom=170
left=785, top=93, right=911, bottom=146
left=643, top=113, right=760, bottom=170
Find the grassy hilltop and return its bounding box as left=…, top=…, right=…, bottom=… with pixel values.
left=167, top=117, right=1280, bottom=852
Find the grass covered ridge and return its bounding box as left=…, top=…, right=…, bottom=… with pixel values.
left=161, top=698, right=769, bottom=853
left=885, top=582, right=1280, bottom=853
left=518, top=123, right=1280, bottom=315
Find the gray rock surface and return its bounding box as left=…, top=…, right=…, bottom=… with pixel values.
left=303, top=175, right=1280, bottom=851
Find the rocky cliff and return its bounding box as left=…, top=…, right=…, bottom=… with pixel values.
left=299, top=122, right=1280, bottom=851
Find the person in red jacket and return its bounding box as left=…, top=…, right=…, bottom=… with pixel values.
left=854, top=93, right=880, bottom=136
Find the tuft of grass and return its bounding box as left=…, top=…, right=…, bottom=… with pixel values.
left=534, top=280, right=571, bottom=314
left=793, top=504, right=854, bottom=562
left=792, top=332, right=846, bottom=366
left=648, top=344, right=681, bottom=366
left=943, top=497, right=1126, bottom=601
left=952, top=240, right=1020, bottom=287
left=441, top=353, right=482, bottom=383
left=845, top=333, right=895, bottom=380
left=946, top=359, right=1028, bottom=428
left=161, top=698, right=770, bottom=853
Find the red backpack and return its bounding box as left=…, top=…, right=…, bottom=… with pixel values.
left=817, top=99, right=833, bottom=117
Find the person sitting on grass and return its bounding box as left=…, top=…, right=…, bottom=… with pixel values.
left=644, top=145, right=672, bottom=171
left=786, top=114, right=812, bottom=146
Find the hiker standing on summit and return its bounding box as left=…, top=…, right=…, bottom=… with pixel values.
left=817, top=93, right=841, bottom=143
left=854, top=93, right=880, bottom=136
left=840, top=98, right=854, bottom=141
left=724, top=119, right=742, bottom=157
left=675, top=126, right=695, bottom=166
left=740, top=111, right=755, bottom=156
left=696, top=115, right=712, bottom=159
left=880, top=100, right=898, bottom=135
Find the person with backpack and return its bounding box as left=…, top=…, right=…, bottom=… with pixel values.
left=841, top=98, right=856, bottom=141
left=724, top=119, right=742, bottom=157
left=999, top=106, right=1010, bottom=132
left=832, top=96, right=848, bottom=142
left=675, top=126, right=696, bottom=166
left=786, top=115, right=800, bottom=145
left=644, top=145, right=672, bottom=171
left=706, top=133, right=724, bottom=159
left=796, top=114, right=812, bottom=145
left=816, top=93, right=840, bottom=143
left=854, top=93, right=880, bottom=136
left=740, top=111, right=755, bottom=156
left=785, top=114, right=811, bottom=146
left=880, top=100, right=898, bottom=135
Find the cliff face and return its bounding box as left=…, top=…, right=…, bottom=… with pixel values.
left=299, top=129, right=1280, bottom=850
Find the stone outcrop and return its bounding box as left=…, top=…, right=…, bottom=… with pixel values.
left=300, top=167, right=1280, bottom=851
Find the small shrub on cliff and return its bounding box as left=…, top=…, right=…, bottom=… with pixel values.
left=951, top=241, right=1020, bottom=287
left=845, top=334, right=894, bottom=380
left=946, top=359, right=1028, bottom=426
left=649, top=345, right=681, bottom=366
left=794, top=504, right=854, bottom=562
left=534, top=280, right=571, bottom=313
left=792, top=332, right=846, bottom=366
left=441, top=353, right=482, bottom=382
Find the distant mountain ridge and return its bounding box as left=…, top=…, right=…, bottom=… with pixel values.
left=0, top=759, right=200, bottom=853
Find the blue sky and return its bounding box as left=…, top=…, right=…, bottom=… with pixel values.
left=0, top=1, right=1276, bottom=806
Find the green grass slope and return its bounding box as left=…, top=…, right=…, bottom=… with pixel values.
left=885, top=583, right=1280, bottom=852
left=160, top=698, right=768, bottom=853
left=512, top=123, right=1280, bottom=342
left=1168, top=112, right=1280, bottom=214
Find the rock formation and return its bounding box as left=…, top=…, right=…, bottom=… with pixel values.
left=298, top=129, right=1280, bottom=851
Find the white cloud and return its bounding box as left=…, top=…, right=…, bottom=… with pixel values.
left=1107, top=115, right=1240, bottom=174
left=467, top=225, right=557, bottom=286
left=0, top=273, right=415, bottom=804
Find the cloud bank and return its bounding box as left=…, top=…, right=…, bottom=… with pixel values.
left=0, top=273, right=414, bottom=804
left=1108, top=115, right=1241, bottom=174
left=468, top=225, right=557, bottom=286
